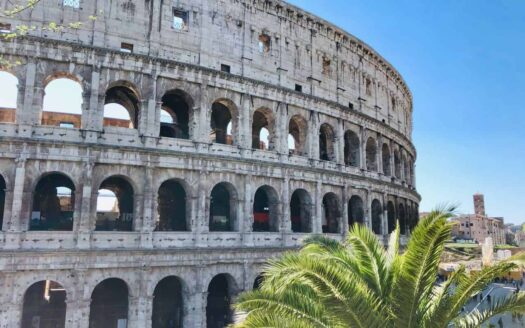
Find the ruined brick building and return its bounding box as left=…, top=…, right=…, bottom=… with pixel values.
left=0, top=0, right=419, bottom=327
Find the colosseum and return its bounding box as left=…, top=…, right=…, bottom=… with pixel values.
left=0, top=0, right=420, bottom=327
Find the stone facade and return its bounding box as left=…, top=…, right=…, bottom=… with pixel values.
left=0, top=0, right=419, bottom=327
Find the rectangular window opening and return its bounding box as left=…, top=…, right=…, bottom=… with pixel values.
left=295, top=84, right=303, bottom=93
left=0, top=23, right=11, bottom=33
left=221, top=64, right=231, bottom=73
left=348, top=102, right=354, bottom=110
left=63, top=0, right=80, bottom=9
left=258, top=34, right=271, bottom=53
left=173, top=9, right=189, bottom=31
left=59, top=122, right=75, bottom=129
left=120, top=42, right=134, bottom=53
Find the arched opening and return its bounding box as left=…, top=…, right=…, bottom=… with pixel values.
left=152, top=276, right=184, bottom=328
left=156, top=180, right=188, bottom=231
left=252, top=109, right=273, bottom=150
left=253, top=275, right=264, bottom=290
left=344, top=130, right=360, bottom=167
left=290, top=189, right=312, bottom=233
left=104, top=83, right=140, bottom=129
left=319, top=123, right=335, bottom=161
left=210, top=101, right=234, bottom=145
left=366, top=137, right=378, bottom=172
left=30, top=173, right=75, bottom=231
left=288, top=115, right=308, bottom=156
left=394, top=150, right=401, bottom=178
left=89, top=278, right=129, bottom=328
left=348, top=195, right=364, bottom=227
left=96, top=177, right=134, bottom=231
left=322, top=193, right=340, bottom=233
left=42, top=76, right=83, bottom=128
left=371, top=199, right=382, bottom=235
left=0, top=71, right=18, bottom=123
left=399, top=203, right=407, bottom=235
left=160, top=90, right=191, bottom=139
left=0, top=175, right=5, bottom=230
left=382, top=144, right=391, bottom=176
left=21, top=280, right=66, bottom=328
left=206, top=274, right=235, bottom=328
left=252, top=186, right=279, bottom=232
left=387, top=201, right=396, bottom=234
left=209, top=183, right=236, bottom=232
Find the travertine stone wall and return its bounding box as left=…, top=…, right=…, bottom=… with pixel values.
left=0, top=0, right=419, bottom=327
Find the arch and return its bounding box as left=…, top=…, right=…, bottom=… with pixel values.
left=210, top=100, right=236, bottom=145
left=382, top=144, right=391, bottom=176
left=290, top=189, right=312, bottom=233
left=252, top=185, right=279, bottom=232
left=152, top=276, right=184, bottom=328
left=160, top=89, right=193, bottom=139
left=21, top=280, right=67, bottom=328
left=0, top=71, right=18, bottom=123
left=366, top=137, right=378, bottom=172
left=42, top=75, right=83, bottom=128
left=387, top=201, right=396, bottom=234
left=319, top=123, right=335, bottom=161
left=288, top=115, right=308, bottom=156
left=0, top=175, right=5, bottom=230
left=104, top=81, right=140, bottom=129
left=209, top=182, right=237, bottom=232
left=89, top=278, right=129, bottom=328
left=253, top=274, right=264, bottom=290
left=206, top=274, right=236, bottom=328
left=252, top=108, right=274, bottom=150
left=348, top=195, right=364, bottom=227
left=344, top=130, right=360, bottom=167
left=394, top=150, right=401, bottom=178
left=398, top=203, right=407, bottom=235
left=371, top=199, right=382, bottom=235
left=30, top=172, right=75, bottom=231
left=156, top=180, right=189, bottom=231
left=322, top=192, right=340, bottom=233
left=96, top=176, right=134, bottom=231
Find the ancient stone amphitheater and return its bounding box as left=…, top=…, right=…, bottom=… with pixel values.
left=0, top=0, right=420, bottom=327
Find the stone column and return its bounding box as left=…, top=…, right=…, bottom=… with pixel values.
left=382, top=194, right=388, bottom=237
left=276, top=102, right=288, bottom=155
left=377, top=134, right=383, bottom=175
left=1, top=188, right=13, bottom=232
left=239, top=93, right=251, bottom=149
left=281, top=174, right=291, bottom=233
left=5, top=157, right=26, bottom=248
left=17, top=60, right=36, bottom=137
left=196, top=85, right=210, bottom=144
left=342, top=183, right=349, bottom=236
left=360, top=127, right=367, bottom=170
left=77, top=161, right=94, bottom=249
left=364, top=189, right=371, bottom=231
left=337, top=119, right=345, bottom=165
left=309, top=111, right=319, bottom=160
left=83, top=69, right=102, bottom=142
left=66, top=299, right=90, bottom=328
left=92, top=0, right=108, bottom=47
left=313, top=180, right=322, bottom=233
left=243, top=175, right=253, bottom=233
left=141, top=166, right=154, bottom=248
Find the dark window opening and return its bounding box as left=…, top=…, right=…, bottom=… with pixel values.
left=348, top=196, right=364, bottom=228
left=344, top=130, right=360, bottom=167
left=382, top=144, right=391, bottom=176
left=120, top=42, right=134, bottom=53
left=387, top=201, right=396, bottom=234
left=394, top=151, right=401, bottom=178
left=0, top=23, right=11, bottom=33
left=209, top=183, right=236, bottom=232
left=207, top=274, right=234, bottom=328
left=253, top=275, right=264, bottom=290
left=290, top=189, right=312, bottom=233
left=0, top=176, right=5, bottom=230
left=251, top=110, right=273, bottom=150
left=253, top=186, right=279, bottom=232
left=322, top=193, right=340, bottom=233
left=160, top=90, right=191, bottom=139
left=96, top=177, right=134, bottom=231
left=152, top=276, right=184, bottom=328
left=22, top=280, right=66, bottom=328
left=221, top=64, right=231, bottom=73
left=156, top=180, right=188, bottom=231
left=371, top=199, right=382, bottom=235
left=322, top=57, right=331, bottom=75
left=210, top=102, right=233, bottom=145
left=258, top=34, right=271, bottom=53
left=366, top=137, right=378, bottom=172
left=173, top=9, right=189, bottom=31
left=348, top=102, right=354, bottom=110
left=295, top=84, right=303, bottom=92
left=319, top=123, right=335, bottom=161
left=89, top=278, right=129, bottom=328
left=399, top=203, right=406, bottom=235
left=30, top=173, right=75, bottom=231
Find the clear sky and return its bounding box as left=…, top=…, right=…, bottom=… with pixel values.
left=286, top=0, right=525, bottom=224
left=1, top=1, right=524, bottom=223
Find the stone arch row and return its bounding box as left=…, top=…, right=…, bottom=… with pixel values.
left=0, top=171, right=418, bottom=235
left=18, top=271, right=256, bottom=328
left=0, top=71, right=415, bottom=181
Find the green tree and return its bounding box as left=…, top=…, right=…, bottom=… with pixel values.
left=234, top=208, right=525, bottom=328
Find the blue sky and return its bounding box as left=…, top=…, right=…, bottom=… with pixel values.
left=287, top=0, right=525, bottom=224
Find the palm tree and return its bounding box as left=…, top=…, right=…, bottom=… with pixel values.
left=233, top=207, right=525, bottom=327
